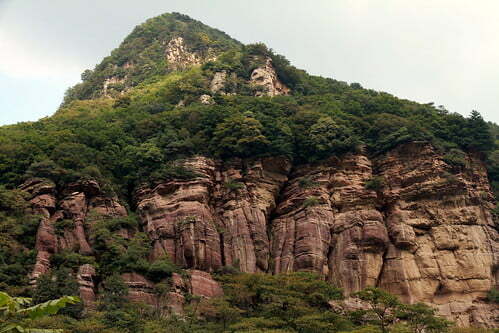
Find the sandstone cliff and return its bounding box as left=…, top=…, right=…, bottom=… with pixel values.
left=26, top=142, right=498, bottom=326
left=133, top=142, right=498, bottom=326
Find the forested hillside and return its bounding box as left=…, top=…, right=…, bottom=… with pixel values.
left=0, top=12, right=497, bottom=333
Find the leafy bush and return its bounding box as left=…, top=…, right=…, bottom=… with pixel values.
left=149, top=164, right=199, bottom=185
left=365, top=176, right=385, bottom=191
left=303, top=196, right=320, bottom=208
left=54, top=219, right=74, bottom=236
left=32, top=268, right=84, bottom=318
left=146, top=257, right=180, bottom=282
left=298, top=177, right=318, bottom=189
left=443, top=148, right=468, bottom=168
left=224, top=180, right=244, bottom=191
left=50, top=251, right=95, bottom=270
left=486, top=289, right=499, bottom=303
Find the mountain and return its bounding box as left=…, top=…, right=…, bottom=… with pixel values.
left=0, top=12, right=498, bottom=332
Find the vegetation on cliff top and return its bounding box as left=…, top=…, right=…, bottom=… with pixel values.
left=0, top=14, right=496, bottom=200
left=0, top=11, right=498, bottom=333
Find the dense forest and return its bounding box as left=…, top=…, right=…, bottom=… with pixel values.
left=0, top=12, right=498, bottom=333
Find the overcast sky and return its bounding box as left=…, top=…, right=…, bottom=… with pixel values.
left=1, top=0, right=498, bottom=125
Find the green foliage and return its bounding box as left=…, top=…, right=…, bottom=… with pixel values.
left=53, top=219, right=74, bottom=236
left=303, top=196, right=320, bottom=208
left=0, top=291, right=79, bottom=333
left=298, top=177, right=318, bottom=189
left=353, top=287, right=401, bottom=333
left=486, top=289, right=499, bottom=303
left=87, top=214, right=150, bottom=277
left=396, top=302, right=451, bottom=333
left=443, top=148, right=468, bottom=168
left=0, top=187, right=38, bottom=292
left=224, top=180, right=244, bottom=191
left=208, top=272, right=344, bottom=332
left=148, top=163, right=199, bottom=186
left=365, top=177, right=385, bottom=191
left=50, top=251, right=95, bottom=271
left=213, top=113, right=270, bottom=158
left=307, top=116, right=360, bottom=160
left=32, top=268, right=84, bottom=318
left=146, top=257, right=181, bottom=283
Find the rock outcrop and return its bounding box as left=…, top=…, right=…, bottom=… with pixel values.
left=250, top=58, right=290, bottom=97
left=132, top=143, right=497, bottom=326
left=77, top=264, right=97, bottom=308
left=210, top=71, right=227, bottom=94
left=120, top=270, right=223, bottom=316
left=270, top=153, right=389, bottom=296
left=135, top=157, right=291, bottom=273
left=375, top=143, right=498, bottom=327
left=25, top=142, right=497, bottom=326
left=165, top=37, right=202, bottom=70
left=24, top=178, right=127, bottom=302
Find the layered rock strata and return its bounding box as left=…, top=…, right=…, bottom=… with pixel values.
left=26, top=142, right=498, bottom=326
left=133, top=143, right=497, bottom=326
left=135, top=157, right=291, bottom=273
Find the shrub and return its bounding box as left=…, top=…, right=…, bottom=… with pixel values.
left=54, top=219, right=75, bottom=236
left=224, top=180, right=244, bottom=191
left=303, top=196, right=320, bottom=208
left=51, top=251, right=95, bottom=270
left=443, top=148, right=468, bottom=168
left=486, top=288, right=499, bottom=303
left=441, top=171, right=459, bottom=184
left=149, top=164, right=199, bottom=185
left=492, top=205, right=499, bottom=218
left=365, top=176, right=385, bottom=191
left=146, top=257, right=180, bottom=283
left=298, top=176, right=318, bottom=189
left=32, top=268, right=84, bottom=318
left=216, top=265, right=240, bottom=275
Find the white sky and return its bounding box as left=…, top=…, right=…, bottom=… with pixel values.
left=1, top=0, right=498, bottom=124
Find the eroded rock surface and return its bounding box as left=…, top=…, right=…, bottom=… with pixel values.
left=77, top=264, right=97, bottom=308
left=271, top=153, right=388, bottom=295
left=375, top=143, right=498, bottom=327
left=135, top=157, right=291, bottom=273
left=24, top=178, right=126, bottom=305
left=250, top=58, right=290, bottom=97
left=25, top=142, right=497, bottom=326
left=210, top=71, right=227, bottom=94
left=165, top=37, right=201, bottom=70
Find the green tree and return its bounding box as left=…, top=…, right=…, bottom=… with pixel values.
left=463, top=111, right=496, bottom=153
left=397, top=302, right=451, bottom=333
left=213, top=113, right=270, bottom=158
left=308, top=116, right=359, bottom=160
left=353, top=287, right=400, bottom=333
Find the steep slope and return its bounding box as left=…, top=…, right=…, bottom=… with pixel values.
left=63, top=13, right=241, bottom=103
left=0, top=12, right=497, bottom=330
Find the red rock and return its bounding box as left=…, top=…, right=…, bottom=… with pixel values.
left=121, top=272, right=157, bottom=305
left=188, top=270, right=223, bottom=298
left=77, top=264, right=96, bottom=309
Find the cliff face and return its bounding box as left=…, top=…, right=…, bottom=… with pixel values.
left=133, top=143, right=498, bottom=326
left=26, top=142, right=498, bottom=326
left=22, top=178, right=127, bottom=307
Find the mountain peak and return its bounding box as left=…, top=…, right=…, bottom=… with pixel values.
left=62, top=12, right=241, bottom=103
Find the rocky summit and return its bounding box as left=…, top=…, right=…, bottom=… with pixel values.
left=0, top=12, right=498, bottom=332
